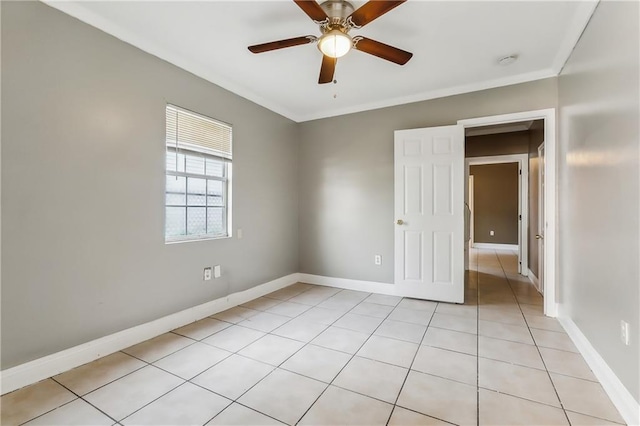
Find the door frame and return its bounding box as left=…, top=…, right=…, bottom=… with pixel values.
left=537, top=143, right=545, bottom=294
left=458, top=109, right=557, bottom=317
left=467, top=175, right=474, bottom=247
left=465, top=154, right=529, bottom=275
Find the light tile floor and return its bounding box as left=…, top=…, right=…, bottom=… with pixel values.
left=1, top=249, right=627, bottom=425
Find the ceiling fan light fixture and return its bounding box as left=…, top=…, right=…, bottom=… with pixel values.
left=318, top=29, right=352, bottom=58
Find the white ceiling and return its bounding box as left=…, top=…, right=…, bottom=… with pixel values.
left=45, top=1, right=598, bottom=122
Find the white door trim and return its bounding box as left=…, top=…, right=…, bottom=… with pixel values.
left=465, top=175, right=474, bottom=271
left=466, top=154, right=529, bottom=276
left=468, top=175, right=474, bottom=246
left=458, top=109, right=557, bottom=317
left=537, top=143, right=545, bottom=295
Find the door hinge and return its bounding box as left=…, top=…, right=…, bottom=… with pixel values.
left=519, top=215, right=522, bottom=220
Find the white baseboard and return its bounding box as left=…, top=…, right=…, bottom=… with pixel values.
left=545, top=302, right=559, bottom=318
left=528, top=269, right=541, bottom=293
left=298, top=273, right=395, bottom=295
left=6, top=269, right=638, bottom=426
left=1, top=273, right=299, bottom=395
left=558, top=316, right=639, bottom=426
left=472, top=243, right=518, bottom=250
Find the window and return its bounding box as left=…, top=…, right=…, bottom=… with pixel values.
left=165, top=105, right=232, bottom=242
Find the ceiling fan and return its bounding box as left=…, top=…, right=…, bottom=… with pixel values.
left=248, top=0, right=413, bottom=84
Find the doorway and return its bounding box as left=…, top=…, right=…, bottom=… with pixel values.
left=392, top=109, right=555, bottom=315
left=465, top=154, right=529, bottom=275
left=458, top=109, right=556, bottom=317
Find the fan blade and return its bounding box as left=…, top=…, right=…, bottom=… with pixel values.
left=348, top=0, right=405, bottom=28
left=353, top=37, right=412, bottom=65
left=319, top=55, right=336, bottom=84
left=248, top=36, right=316, bottom=54
left=293, top=0, right=329, bottom=23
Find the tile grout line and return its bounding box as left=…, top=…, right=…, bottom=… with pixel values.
left=258, top=304, right=438, bottom=418
left=16, top=381, right=116, bottom=426
left=161, top=284, right=327, bottom=426
left=47, top=335, right=201, bottom=406
left=494, top=249, right=572, bottom=425
left=184, top=286, right=337, bottom=425
left=101, top=371, right=184, bottom=424
left=474, top=250, right=610, bottom=419
left=563, top=409, right=627, bottom=426
left=196, top=287, right=383, bottom=425
left=6, top=284, right=409, bottom=425
left=216, top=255, right=591, bottom=425
left=48, top=352, right=181, bottom=425
left=49, top=285, right=317, bottom=426
left=476, top=250, right=569, bottom=418
left=384, top=304, right=439, bottom=426
left=56, top=353, right=150, bottom=399
left=11, top=275, right=606, bottom=426
left=293, top=292, right=404, bottom=425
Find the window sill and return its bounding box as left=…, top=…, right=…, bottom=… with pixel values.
left=165, top=234, right=231, bottom=244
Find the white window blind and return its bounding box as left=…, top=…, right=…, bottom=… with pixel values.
left=166, top=104, right=232, bottom=159
left=165, top=104, right=232, bottom=242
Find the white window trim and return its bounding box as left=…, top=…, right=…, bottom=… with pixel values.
left=164, top=105, right=232, bottom=243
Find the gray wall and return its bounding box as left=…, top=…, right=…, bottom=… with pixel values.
left=299, top=78, right=558, bottom=283
left=7, top=4, right=638, bottom=410
left=558, top=1, right=639, bottom=402
left=1, top=2, right=299, bottom=369
left=470, top=163, right=519, bottom=244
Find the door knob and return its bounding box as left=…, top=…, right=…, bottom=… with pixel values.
left=396, top=219, right=404, bottom=225
left=535, top=234, right=543, bottom=240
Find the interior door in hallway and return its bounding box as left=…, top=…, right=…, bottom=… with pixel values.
left=394, top=125, right=465, bottom=303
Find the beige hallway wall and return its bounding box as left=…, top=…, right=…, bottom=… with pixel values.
left=470, top=163, right=519, bottom=245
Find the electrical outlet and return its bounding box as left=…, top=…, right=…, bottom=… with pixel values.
left=374, top=255, right=382, bottom=265
left=490, top=230, right=495, bottom=236
left=203, top=267, right=212, bottom=281
left=620, top=320, right=630, bottom=345
left=214, top=265, right=221, bottom=278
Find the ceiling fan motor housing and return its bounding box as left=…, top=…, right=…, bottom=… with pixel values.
left=319, top=0, right=355, bottom=32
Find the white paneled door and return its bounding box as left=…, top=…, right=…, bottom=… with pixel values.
left=394, top=125, right=465, bottom=303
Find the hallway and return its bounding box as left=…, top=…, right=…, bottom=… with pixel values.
left=468, top=248, right=623, bottom=424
